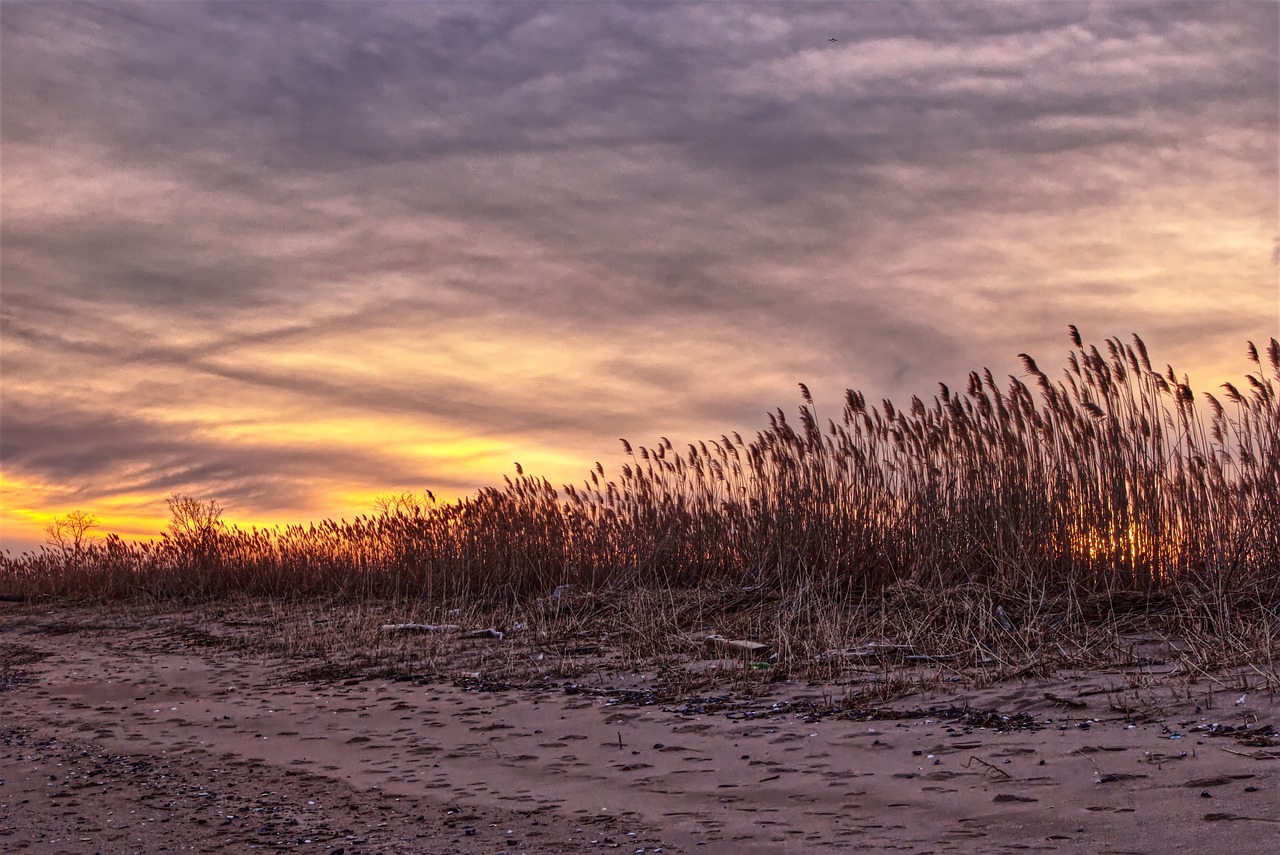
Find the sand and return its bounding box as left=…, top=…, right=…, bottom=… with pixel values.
left=2, top=602, right=1277, bottom=854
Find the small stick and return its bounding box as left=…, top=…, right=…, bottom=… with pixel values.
left=1222, top=747, right=1280, bottom=760
left=617, top=730, right=624, bottom=750
left=962, top=755, right=1012, bottom=779
left=1070, top=748, right=1100, bottom=769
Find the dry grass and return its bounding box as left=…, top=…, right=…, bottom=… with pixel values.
left=2, top=330, right=1277, bottom=687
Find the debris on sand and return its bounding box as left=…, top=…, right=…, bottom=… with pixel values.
left=461, top=627, right=506, bottom=640
left=379, top=623, right=461, bottom=634
left=828, top=643, right=916, bottom=661
left=704, top=635, right=769, bottom=657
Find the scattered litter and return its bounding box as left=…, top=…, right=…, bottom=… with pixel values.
left=994, top=606, right=1014, bottom=632
left=704, top=635, right=769, bottom=656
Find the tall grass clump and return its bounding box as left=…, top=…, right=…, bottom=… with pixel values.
left=2, top=330, right=1277, bottom=625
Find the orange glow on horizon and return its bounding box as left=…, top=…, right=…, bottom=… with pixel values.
left=0, top=426, right=605, bottom=556
left=1, top=472, right=166, bottom=552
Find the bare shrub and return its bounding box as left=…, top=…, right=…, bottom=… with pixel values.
left=44, top=510, right=99, bottom=557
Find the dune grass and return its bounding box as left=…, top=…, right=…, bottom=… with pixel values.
left=3, top=329, right=1277, bottom=682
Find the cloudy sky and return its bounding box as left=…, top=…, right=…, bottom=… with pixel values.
left=2, top=0, right=1276, bottom=552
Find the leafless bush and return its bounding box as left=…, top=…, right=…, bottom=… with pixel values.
left=44, top=510, right=99, bottom=558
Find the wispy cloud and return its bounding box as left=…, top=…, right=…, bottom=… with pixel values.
left=2, top=0, right=1275, bottom=549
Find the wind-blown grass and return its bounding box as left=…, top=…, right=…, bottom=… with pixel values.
left=3, top=330, right=1277, bottom=643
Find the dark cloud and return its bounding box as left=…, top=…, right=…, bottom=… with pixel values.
left=2, top=0, right=1275, bottom=543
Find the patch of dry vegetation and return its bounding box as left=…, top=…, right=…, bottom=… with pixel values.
left=3, top=330, right=1277, bottom=687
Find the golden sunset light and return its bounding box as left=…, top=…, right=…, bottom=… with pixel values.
left=5, top=7, right=1279, bottom=848
left=2, top=1, right=1276, bottom=553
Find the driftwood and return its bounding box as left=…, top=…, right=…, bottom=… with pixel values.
left=830, top=643, right=916, bottom=660
left=379, top=623, right=461, bottom=634
left=379, top=624, right=506, bottom=640
left=461, top=628, right=506, bottom=640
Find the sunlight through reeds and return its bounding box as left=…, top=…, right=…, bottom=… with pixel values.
left=3, top=331, right=1277, bottom=620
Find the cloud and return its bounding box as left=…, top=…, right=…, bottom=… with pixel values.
left=1, top=0, right=1275, bottom=546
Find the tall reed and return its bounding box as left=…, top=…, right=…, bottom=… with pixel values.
left=4, top=331, right=1277, bottom=615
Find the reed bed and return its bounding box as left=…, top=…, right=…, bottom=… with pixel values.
left=3, top=330, right=1277, bottom=673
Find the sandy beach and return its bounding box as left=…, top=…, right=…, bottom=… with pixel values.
left=2, top=601, right=1277, bottom=854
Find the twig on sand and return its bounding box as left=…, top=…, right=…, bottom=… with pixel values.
left=962, top=755, right=1012, bottom=778
left=1222, top=746, right=1280, bottom=760
left=1070, top=748, right=1100, bottom=769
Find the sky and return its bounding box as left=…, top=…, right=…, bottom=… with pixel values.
left=1, top=0, right=1277, bottom=553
